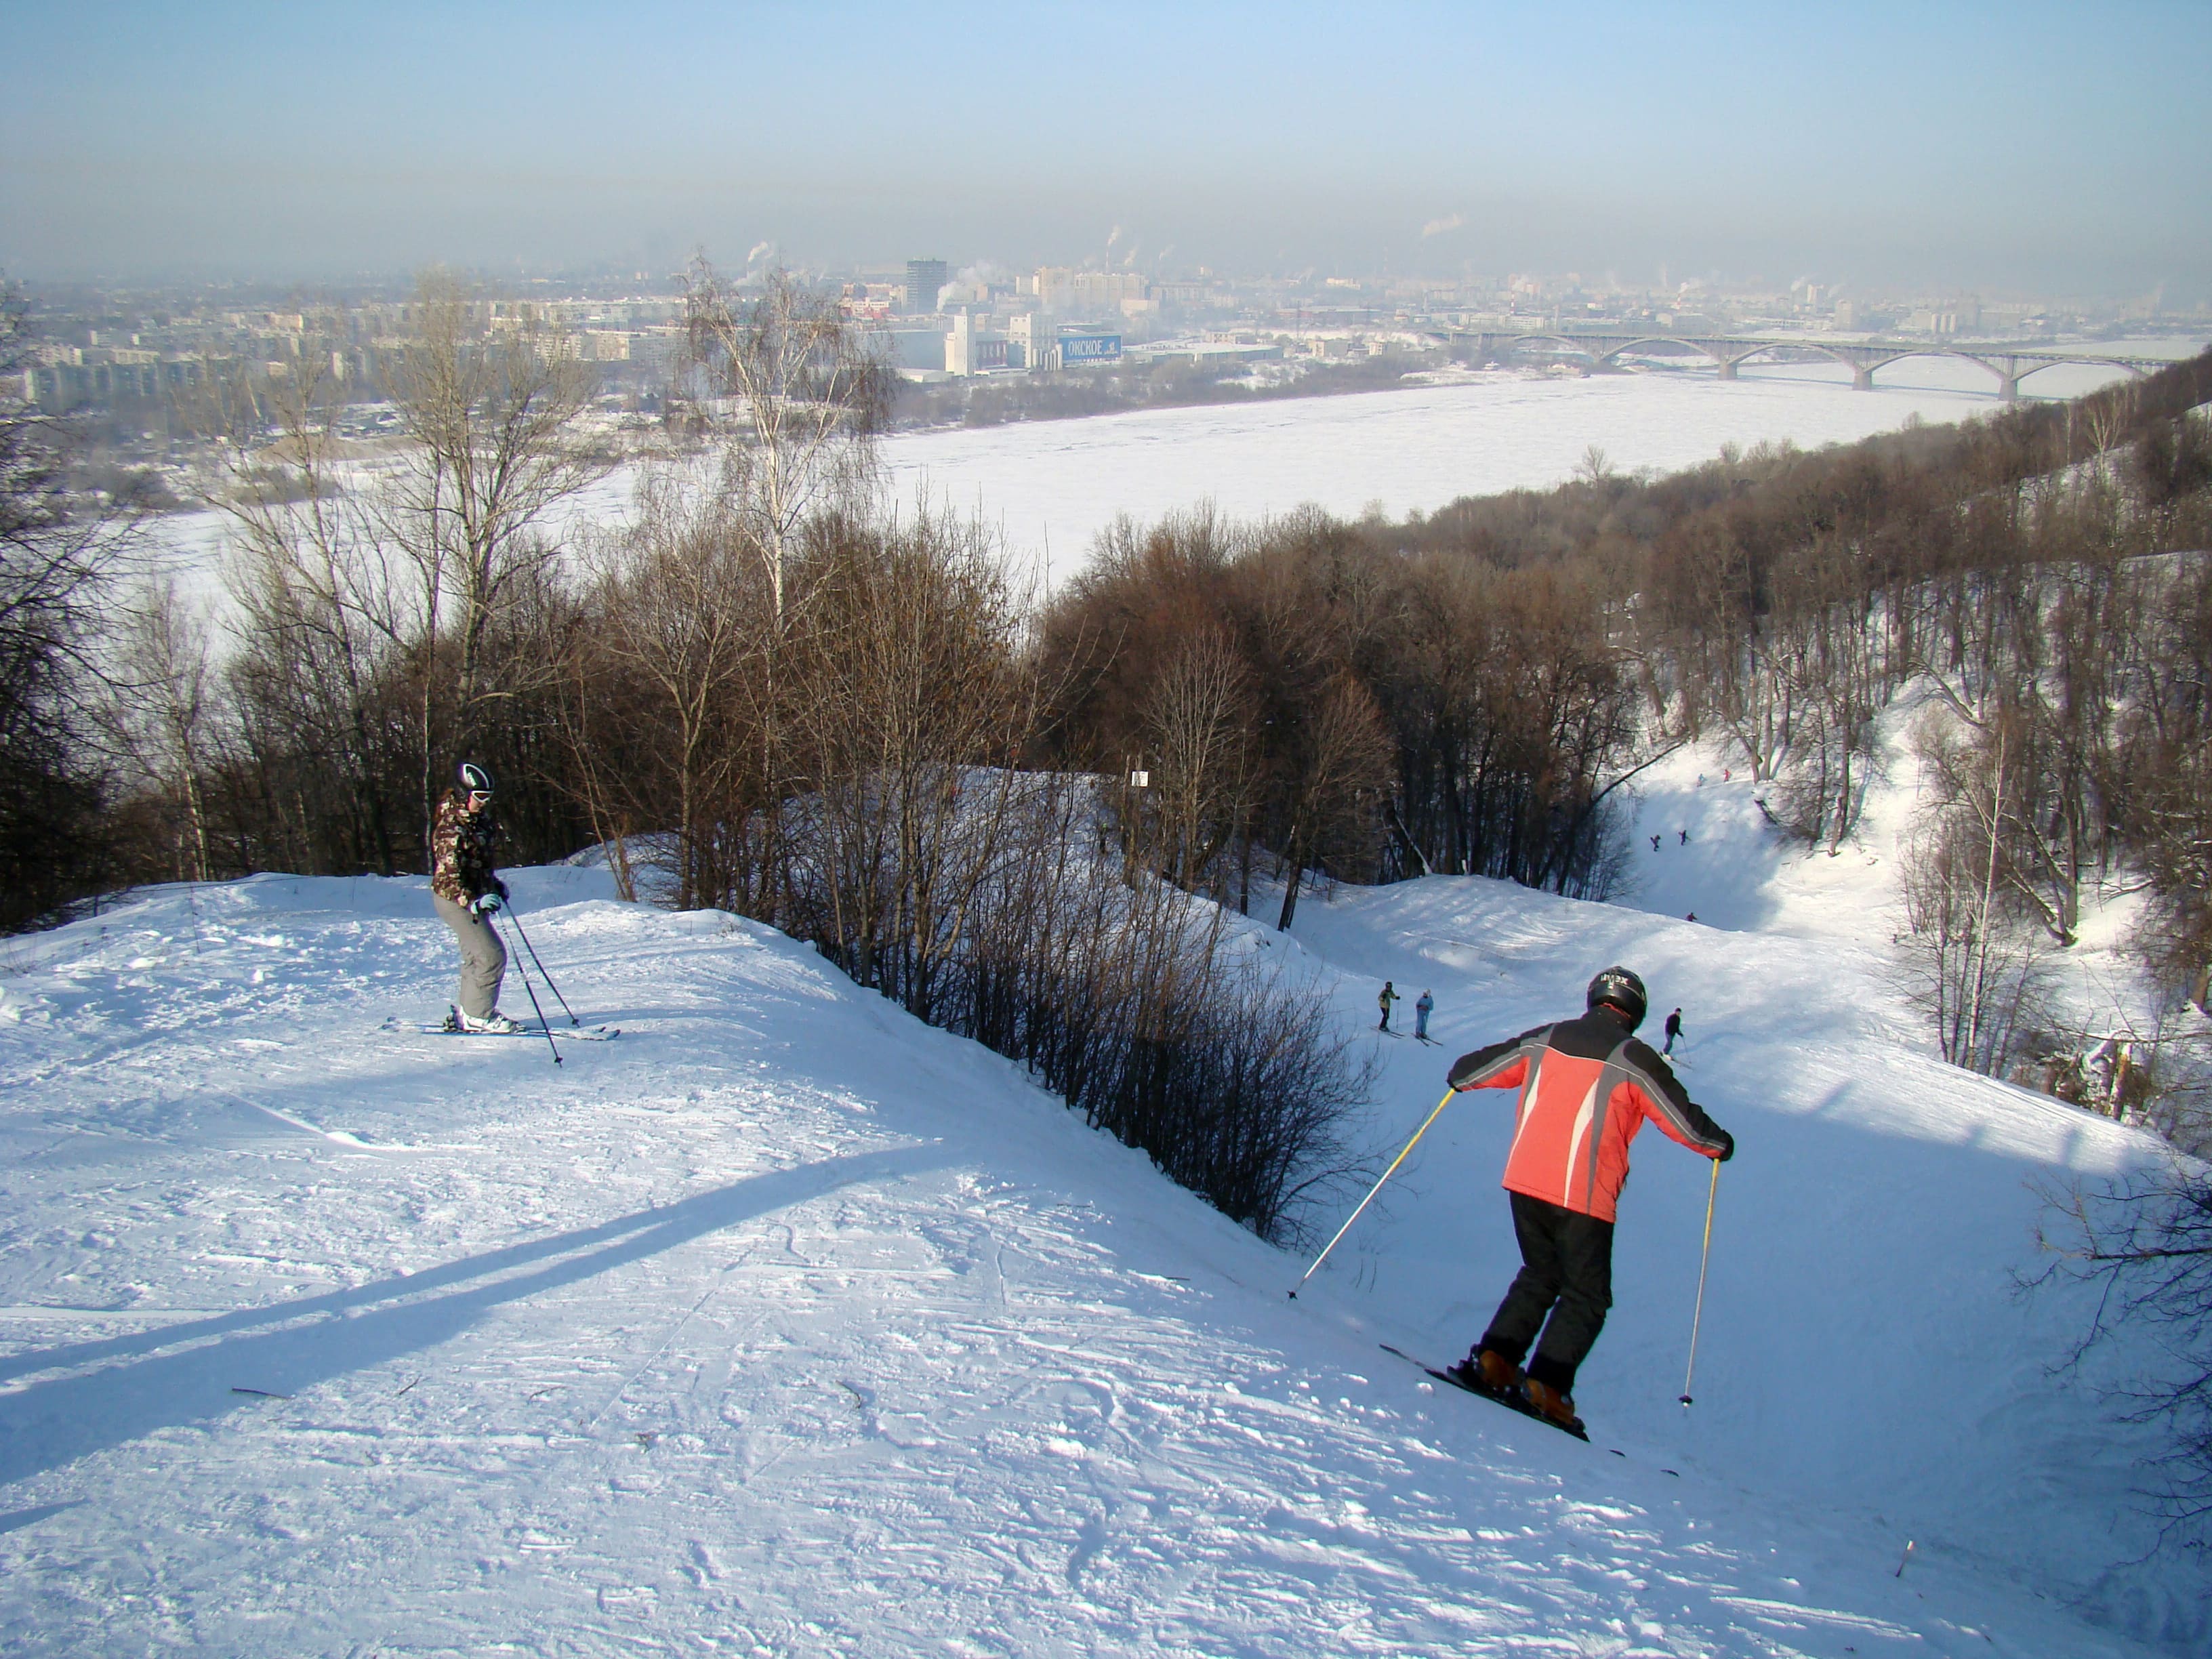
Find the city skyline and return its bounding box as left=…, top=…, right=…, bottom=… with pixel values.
left=3, top=1, right=2209, bottom=298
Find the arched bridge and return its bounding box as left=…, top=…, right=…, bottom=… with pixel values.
left=1449, top=329, right=2172, bottom=401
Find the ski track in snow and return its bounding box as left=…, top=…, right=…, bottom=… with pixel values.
left=0, top=830, right=2205, bottom=1650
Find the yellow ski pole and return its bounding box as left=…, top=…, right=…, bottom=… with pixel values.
left=1679, top=1157, right=1721, bottom=1406
left=1290, top=1088, right=1457, bottom=1300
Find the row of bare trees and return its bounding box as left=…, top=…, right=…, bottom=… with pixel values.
left=1036, top=506, right=1640, bottom=924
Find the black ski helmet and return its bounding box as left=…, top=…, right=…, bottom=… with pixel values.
left=457, top=760, right=495, bottom=796
left=1585, top=965, right=1647, bottom=1029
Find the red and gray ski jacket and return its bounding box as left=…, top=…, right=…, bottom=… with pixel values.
left=1447, top=1010, right=1729, bottom=1222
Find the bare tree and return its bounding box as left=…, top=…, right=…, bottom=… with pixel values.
left=680, top=261, right=893, bottom=628
left=0, top=285, right=138, bottom=926
left=98, top=577, right=220, bottom=882
left=677, top=261, right=895, bottom=918
left=575, top=456, right=766, bottom=909
left=1273, top=674, right=1391, bottom=931
left=381, top=270, right=604, bottom=844
left=207, top=344, right=408, bottom=873
left=1139, top=629, right=1256, bottom=895
left=785, top=508, right=1032, bottom=1015
left=1898, top=722, right=2053, bottom=1078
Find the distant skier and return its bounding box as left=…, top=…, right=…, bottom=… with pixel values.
left=1414, top=989, right=1435, bottom=1041
left=432, top=761, right=518, bottom=1033
left=1679, top=828, right=1689, bottom=846
left=1378, top=981, right=1399, bottom=1032
left=1663, top=1008, right=1683, bottom=1054
left=1443, top=966, right=1733, bottom=1433
left=1650, top=834, right=1662, bottom=853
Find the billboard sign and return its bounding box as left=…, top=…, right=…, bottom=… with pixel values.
left=1059, top=332, right=1123, bottom=364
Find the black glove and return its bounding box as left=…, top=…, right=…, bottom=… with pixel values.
left=1713, top=1128, right=1735, bottom=1163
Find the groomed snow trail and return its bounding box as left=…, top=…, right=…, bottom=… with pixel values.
left=0, top=865, right=2195, bottom=1654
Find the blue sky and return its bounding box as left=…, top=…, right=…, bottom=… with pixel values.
left=3, top=0, right=2205, bottom=293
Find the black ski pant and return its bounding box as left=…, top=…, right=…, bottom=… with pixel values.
left=1479, top=1191, right=1614, bottom=1395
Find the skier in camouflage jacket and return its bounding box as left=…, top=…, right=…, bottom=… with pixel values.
left=431, top=763, right=513, bottom=1028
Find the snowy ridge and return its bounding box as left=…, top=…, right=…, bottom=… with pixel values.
left=0, top=852, right=2203, bottom=1654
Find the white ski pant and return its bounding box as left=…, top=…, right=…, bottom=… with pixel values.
left=433, top=893, right=507, bottom=1019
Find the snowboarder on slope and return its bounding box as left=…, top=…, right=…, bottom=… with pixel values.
left=432, top=761, right=518, bottom=1033
left=1443, top=966, right=1733, bottom=1432
left=1414, top=989, right=1435, bottom=1041
left=1663, top=1008, right=1683, bottom=1055
left=1378, top=981, right=1399, bottom=1032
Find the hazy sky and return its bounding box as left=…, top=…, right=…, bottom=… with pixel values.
left=4, top=0, right=2207, bottom=295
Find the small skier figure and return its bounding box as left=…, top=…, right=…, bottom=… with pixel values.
left=1650, top=834, right=1662, bottom=853
left=1662, top=1007, right=1683, bottom=1055
left=1414, top=989, right=1435, bottom=1041
left=1378, top=981, right=1399, bottom=1032
left=1442, top=967, right=1732, bottom=1433
left=432, top=760, right=518, bottom=1033
left=1679, top=828, right=1689, bottom=846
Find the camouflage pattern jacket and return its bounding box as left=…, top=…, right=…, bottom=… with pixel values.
left=430, top=790, right=501, bottom=906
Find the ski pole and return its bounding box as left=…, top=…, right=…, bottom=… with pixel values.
left=489, top=916, right=561, bottom=1068
left=1290, top=1088, right=1457, bottom=1300
left=504, top=909, right=577, bottom=1025
left=1679, top=1157, right=1721, bottom=1406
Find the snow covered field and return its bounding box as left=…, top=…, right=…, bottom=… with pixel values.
left=3, top=783, right=2205, bottom=1653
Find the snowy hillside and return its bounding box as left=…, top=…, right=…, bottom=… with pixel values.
left=1, top=846, right=2203, bottom=1652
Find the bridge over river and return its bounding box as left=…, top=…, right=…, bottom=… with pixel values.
left=1448, top=328, right=2173, bottom=400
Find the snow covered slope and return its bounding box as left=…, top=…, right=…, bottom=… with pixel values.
left=0, top=861, right=2201, bottom=1654
left=1283, top=874, right=2198, bottom=1649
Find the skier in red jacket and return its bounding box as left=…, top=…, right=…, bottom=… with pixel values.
left=1443, top=966, right=1732, bottom=1431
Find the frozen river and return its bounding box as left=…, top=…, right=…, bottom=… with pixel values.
left=158, top=337, right=2204, bottom=606
left=880, top=342, right=2206, bottom=586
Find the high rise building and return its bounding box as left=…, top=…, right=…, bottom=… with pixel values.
left=904, top=260, right=949, bottom=314
left=1029, top=268, right=1149, bottom=316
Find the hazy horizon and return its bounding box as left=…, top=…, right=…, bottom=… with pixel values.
left=4, top=1, right=2208, bottom=299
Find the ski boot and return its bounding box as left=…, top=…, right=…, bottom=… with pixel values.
left=1523, top=1377, right=1585, bottom=1435
left=458, top=1008, right=522, bottom=1034
left=1450, top=1347, right=1524, bottom=1397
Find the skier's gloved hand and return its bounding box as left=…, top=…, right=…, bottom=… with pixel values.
left=472, top=891, right=504, bottom=916
left=1712, top=1128, right=1735, bottom=1162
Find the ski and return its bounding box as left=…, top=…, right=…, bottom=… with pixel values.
left=405, top=1019, right=619, bottom=1041
left=1378, top=1343, right=1591, bottom=1441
